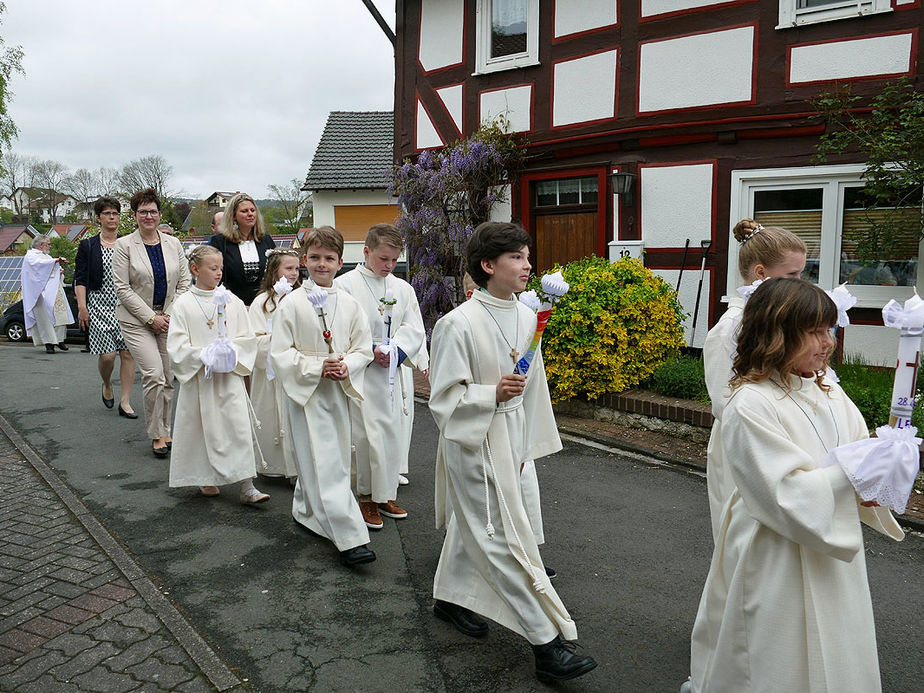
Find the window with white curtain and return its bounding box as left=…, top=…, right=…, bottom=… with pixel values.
left=475, top=0, right=539, bottom=74
left=729, top=164, right=922, bottom=307
left=777, top=0, right=892, bottom=28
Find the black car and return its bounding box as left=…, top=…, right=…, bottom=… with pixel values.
left=1, top=284, right=86, bottom=343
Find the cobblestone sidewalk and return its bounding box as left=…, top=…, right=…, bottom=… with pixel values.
left=0, top=416, right=240, bottom=692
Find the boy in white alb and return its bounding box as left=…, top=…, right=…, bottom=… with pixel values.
left=271, top=226, right=376, bottom=567
left=428, top=222, right=596, bottom=683
left=335, top=224, right=426, bottom=528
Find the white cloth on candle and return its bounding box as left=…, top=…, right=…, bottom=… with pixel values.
left=271, top=285, right=372, bottom=551
left=335, top=266, right=426, bottom=503
left=690, top=374, right=904, bottom=693
left=824, top=424, right=921, bottom=514
left=167, top=286, right=258, bottom=487
left=429, top=290, right=575, bottom=645
left=249, top=290, right=298, bottom=477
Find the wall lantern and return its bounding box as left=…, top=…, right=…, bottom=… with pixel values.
left=610, top=170, right=636, bottom=206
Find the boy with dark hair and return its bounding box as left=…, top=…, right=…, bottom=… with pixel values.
left=271, top=226, right=376, bottom=567
left=428, top=221, right=596, bottom=682
left=335, top=223, right=426, bottom=528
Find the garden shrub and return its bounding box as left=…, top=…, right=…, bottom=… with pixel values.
left=536, top=256, right=686, bottom=402
left=835, top=358, right=924, bottom=430
left=645, top=354, right=710, bottom=403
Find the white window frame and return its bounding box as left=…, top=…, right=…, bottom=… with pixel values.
left=474, top=0, right=539, bottom=75
left=729, top=164, right=922, bottom=308
left=777, top=0, right=892, bottom=29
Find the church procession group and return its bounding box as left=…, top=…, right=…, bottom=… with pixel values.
left=19, top=190, right=920, bottom=689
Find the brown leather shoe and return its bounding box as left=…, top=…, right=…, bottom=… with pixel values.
left=378, top=500, right=407, bottom=519
left=359, top=500, right=384, bottom=529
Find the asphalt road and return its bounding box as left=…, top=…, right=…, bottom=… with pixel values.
left=1, top=341, right=922, bottom=692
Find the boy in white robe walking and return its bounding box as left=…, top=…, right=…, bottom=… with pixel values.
left=167, top=245, right=268, bottom=504
left=271, top=226, right=376, bottom=567
left=335, top=224, right=426, bottom=528
left=428, top=222, right=596, bottom=683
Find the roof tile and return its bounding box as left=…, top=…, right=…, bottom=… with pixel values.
left=303, top=111, right=394, bottom=191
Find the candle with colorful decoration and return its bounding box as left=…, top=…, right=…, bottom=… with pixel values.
left=515, top=270, right=570, bottom=376
left=881, top=293, right=924, bottom=429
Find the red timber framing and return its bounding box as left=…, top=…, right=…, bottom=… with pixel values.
left=394, top=0, right=924, bottom=331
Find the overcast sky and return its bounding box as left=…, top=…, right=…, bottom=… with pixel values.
left=3, top=0, right=396, bottom=199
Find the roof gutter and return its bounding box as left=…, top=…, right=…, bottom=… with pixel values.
left=359, top=0, right=395, bottom=47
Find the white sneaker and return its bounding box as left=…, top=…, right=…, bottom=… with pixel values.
left=398, top=474, right=409, bottom=486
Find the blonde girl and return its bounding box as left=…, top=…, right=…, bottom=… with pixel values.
left=166, top=245, right=268, bottom=503
left=689, top=278, right=902, bottom=693
left=249, top=249, right=302, bottom=479
left=703, top=219, right=808, bottom=540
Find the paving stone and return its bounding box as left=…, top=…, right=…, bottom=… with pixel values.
left=170, top=675, right=217, bottom=693
left=113, top=607, right=165, bottom=635
left=73, top=665, right=143, bottom=693
left=69, top=593, right=119, bottom=615
left=0, top=554, right=26, bottom=569
left=34, top=595, right=66, bottom=611
left=0, top=627, right=46, bottom=653
left=128, top=657, right=197, bottom=688
left=19, top=615, right=72, bottom=640
left=85, top=570, right=123, bottom=590
left=45, top=581, right=89, bottom=599
left=0, top=645, right=20, bottom=666
left=81, top=618, right=144, bottom=648
left=48, top=640, right=119, bottom=679
left=91, top=584, right=136, bottom=603
left=0, top=606, right=42, bottom=632
left=155, top=644, right=195, bottom=666
left=103, top=633, right=173, bottom=671
left=43, top=604, right=94, bottom=626
left=47, top=566, right=94, bottom=585
left=43, top=631, right=96, bottom=657
left=0, top=649, right=67, bottom=688
left=4, top=576, right=54, bottom=601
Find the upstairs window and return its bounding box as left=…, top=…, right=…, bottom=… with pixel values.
left=475, top=0, right=539, bottom=74
left=777, top=0, right=892, bottom=28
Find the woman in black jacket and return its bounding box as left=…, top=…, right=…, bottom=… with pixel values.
left=208, top=193, right=275, bottom=305
left=74, top=196, right=137, bottom=416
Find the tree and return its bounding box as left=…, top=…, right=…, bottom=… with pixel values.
left=118, top=155, right=172, bottom=198
left=391, top=119, right=525, bottom=334
left=66, top=167, right=98, bottom=204
left=186, top=200, right=213, bottom=235
left=49, top=235, right=78, bottom=283
left=0, top=150, right=33, bottom=218
left=812, top=77, right=924, bottom=264
left=0, top=3, right=24, bottom=155
left=266, top=178, right=312, bottom=234
left=31, top=158, right=71, bottom=222
left=96, top=166, right=121, bottom=196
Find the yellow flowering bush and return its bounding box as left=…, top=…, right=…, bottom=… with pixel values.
left=534, top=256, right=686, bottom=402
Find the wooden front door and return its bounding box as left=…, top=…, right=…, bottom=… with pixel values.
left=534, top=212, right=598, bottom=273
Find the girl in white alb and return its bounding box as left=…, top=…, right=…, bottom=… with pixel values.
left=249, top=249, right=302, bottom=480
left=166, top=245, right=269, bottom=504
left=689, top=278, right=904, bottom=693
left=702, top=218, right=806, bottom=542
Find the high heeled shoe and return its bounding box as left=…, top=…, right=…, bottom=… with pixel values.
left=102, top=385, right=114, bottom=409
left=118, top=404, right=138, bottom=419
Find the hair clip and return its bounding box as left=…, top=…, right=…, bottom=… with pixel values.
left=265, top=248, right=299, bottom=258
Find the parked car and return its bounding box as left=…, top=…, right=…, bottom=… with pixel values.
left=1, top=284, right=86, bottom=343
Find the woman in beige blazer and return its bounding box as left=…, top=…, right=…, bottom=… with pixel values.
left=113, top=188, right=191, bottom=457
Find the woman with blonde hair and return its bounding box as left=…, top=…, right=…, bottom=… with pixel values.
left=208, top=193, right=275, bottom=305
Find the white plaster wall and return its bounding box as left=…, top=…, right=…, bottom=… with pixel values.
left=436, top=84, right=464, bottom=133
left=640, top=164, right=713, bottom=248
left=789, top=33, right=913, bottom=84
left=488, top=185, right=512, bottom=222
left=554, top=0, right=616, bottom=37
left=416, top=100, right=443, bottom=149
left=553, top=50, right=617, bottom=127
left=480, top=85, right=533, bottom=133
left=638, top=26, right=754, bottom=113
left=642, top=0, right=732, bottom=16
left=653, top=268, right=712, bottom=349
left=418, top=0, right=464, bottom=71
left=843, top=324, right=902, bottom=367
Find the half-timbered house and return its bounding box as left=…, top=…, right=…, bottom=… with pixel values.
left=393, top=0, right=922, bottom=359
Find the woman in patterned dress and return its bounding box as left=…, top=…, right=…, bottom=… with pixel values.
left=75, top=196, right=137, bottom=417
left=207, top=193, right=275, bottom=306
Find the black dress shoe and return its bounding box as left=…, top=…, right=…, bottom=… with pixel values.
left=56, top=342, right=68, bottom=351
left=152, top=444, right=169, bottom=458
left=433, top=600, right=489, bottom=637
left=339, top=545, right=376, bottom=567
left=102, top=385, right=115, bottom=409
left=45, top=344, right=55, bottom=353
left=532, top=636, right=597, bottom=682
left=545, top=565, right=557, bottom=579
left=118, top=405, right=138, bottom=419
